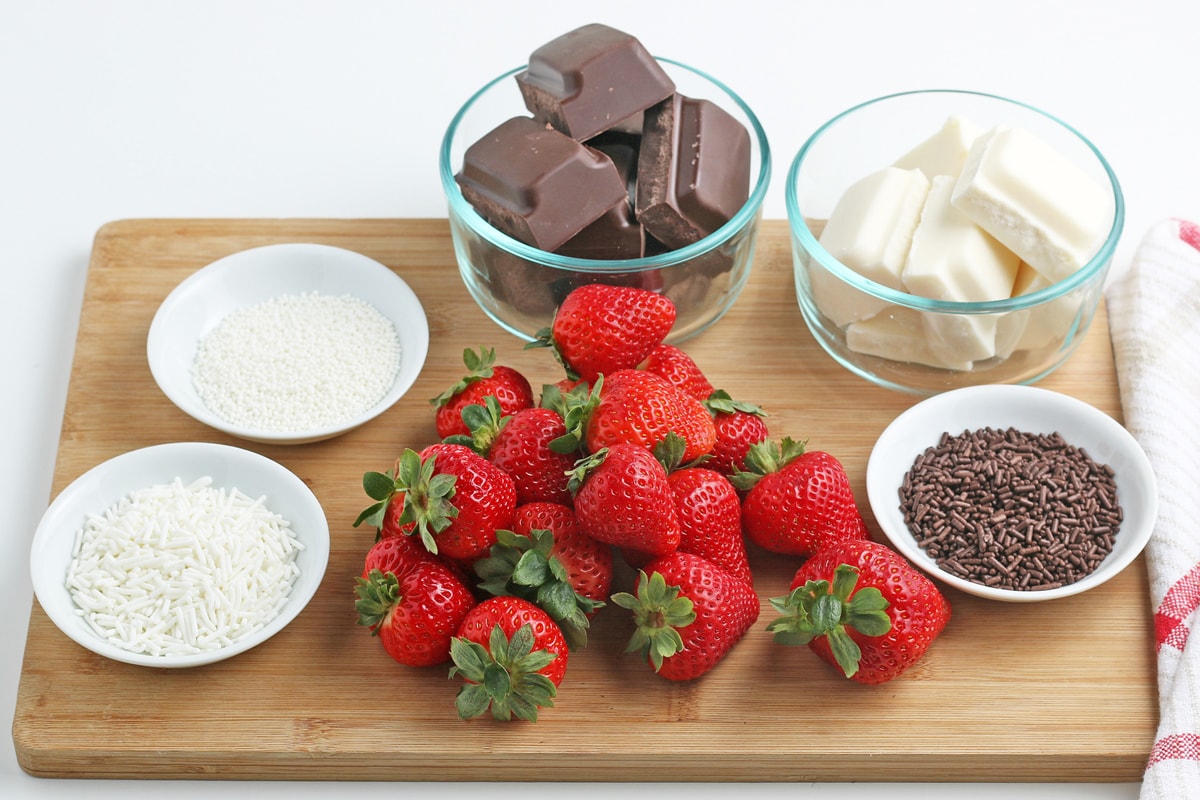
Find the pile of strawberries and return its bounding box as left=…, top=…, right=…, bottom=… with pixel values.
left=352, top=284, right=951, bottom=722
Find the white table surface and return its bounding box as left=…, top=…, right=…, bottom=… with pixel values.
left=5, top=1, right=1198, bottom=797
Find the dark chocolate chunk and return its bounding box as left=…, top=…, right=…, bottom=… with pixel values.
left=635, top=93, right=752, bottom=249
left=555, top=204, right=645, bottom=260
left=515, top=23, right=675, bottom=142
left=455, top=116, right=629, bottom=252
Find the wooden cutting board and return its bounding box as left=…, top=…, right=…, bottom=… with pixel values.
left=13, top=218, right=1156, bottom=782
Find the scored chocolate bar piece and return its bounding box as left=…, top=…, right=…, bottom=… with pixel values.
left=515, top=23, right=675, bottom=142
left=636, top=93, right=752, bottom=249
left=455, top=116, right=629, bottom=253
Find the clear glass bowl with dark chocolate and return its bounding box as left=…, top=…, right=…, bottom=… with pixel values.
left=439, top=24, right=771, bottom=343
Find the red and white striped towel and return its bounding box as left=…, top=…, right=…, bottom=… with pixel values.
left=1106, top=218, right=1200, bottom=798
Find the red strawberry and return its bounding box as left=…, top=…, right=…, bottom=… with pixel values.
left=668, top=467, right=753, bottom=585
left=704, top=390, right=770, bottom=476
left=487, top=406, right=578, bottom=506
left=569, top=443, right=681, bottom=558
left=354, top=563, right=476, bottom=668
left=767, top=539, right=951, bottom=685
left=642, top=344, right=714, bottom=401
left=355, top=443, right=517, bottom=563
left=533, top=283, right=676, bottom=384
left=360, top=531, right=436, bottom=580
left=585, top=369, right=716, bottom=463
left=449, top=595, right=569, bottom=721
left=431, top=346, right=533, bottom=439
left=733, top=438, right=868, bottom=557
left=510, top=501, right=613, bottom=607
left=612, top=551, right=760, bottom=681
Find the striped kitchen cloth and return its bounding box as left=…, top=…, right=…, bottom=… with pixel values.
left=1106, top=217, right=1200, bottom=799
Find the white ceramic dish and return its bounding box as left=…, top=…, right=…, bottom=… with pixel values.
left=30, top=442, right=330, bottom=667
left=147, top=242, right=429, bottom=445
left=866, top=384, right=1157, bottom=602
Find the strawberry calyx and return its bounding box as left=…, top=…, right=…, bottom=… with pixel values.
left=449, top=623, right=560, bottom=721
left=353, top=568, right=400, bottom=633
left=526, top=327, right=578, bottom=381
left=442, top=395, right=509, bottom=455
left=565, top=447, right=609, bottom=496
left=610, top=570, right=697, bottom=673
left=766, top=563, right=892, bottom=679
left=704, top=389, right=767, bottom=418
left=353, top=449, right=459, bottom=555
left=473, top=528, right=603, bottom=649
left=727, top=436, right=808, bottom=492
left=540, top=377, right=601, bottom=455
left=430, top=346, right=499, bottom=408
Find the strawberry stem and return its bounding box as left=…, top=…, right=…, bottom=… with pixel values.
left=449, top=623, right=559, bottom=722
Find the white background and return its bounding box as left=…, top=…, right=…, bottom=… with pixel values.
left=4, top=1, right=1198, bottom=798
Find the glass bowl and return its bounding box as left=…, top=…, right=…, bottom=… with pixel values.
left=439, top=58, right=771, bottom=343
left=786, top=90, right=1124, bottom=395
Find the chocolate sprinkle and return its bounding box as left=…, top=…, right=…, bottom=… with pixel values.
left=898, top=426, right=1123, bottom=592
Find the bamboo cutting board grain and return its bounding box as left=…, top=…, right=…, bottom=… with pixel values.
left=13, top=218, right=1157, bottom=782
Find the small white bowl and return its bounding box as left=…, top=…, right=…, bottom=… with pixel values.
left=866, top=385, right=1157, bottom=602
left=147, top=243, right=429, bottom=445
left=30, top=442, right=330, bottom=667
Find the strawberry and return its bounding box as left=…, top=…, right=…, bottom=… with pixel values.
left=449, top=595, right=569, bottom=721
left=668, top=466, right=753, bottom=586
left=531, top=283, right=676, bottom=383
left=447, top=395, right=578, bottom=507
left=354, top=563, right=476, bottom=668
left=642, top=343, right=714, bottom=401
left=733, top=437, right=868, bottom=557
left=355, top=443, right=516, bottom=563
left=612, top=551, right=760, bottom=681
left=569, top=443, right=681, bottom=559
left=509, top=501, right=613, bottom=607
left=585, top=368, right=716, bottom=463
left=766, top=539, right=951, bottom=685
left=472, top=523, right=607, bottom=649
left=486, top=406, right=578, bottom=506
left=431, top=346, right=533, bottom=439
left=360, top=531, right=436, bottom=580
left=704, top=390, right=770, bottom=476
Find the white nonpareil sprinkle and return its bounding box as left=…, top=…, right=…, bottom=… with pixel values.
left=192, top=291, right=402, bottom=432
left=66, top=477, right=304, bottom=657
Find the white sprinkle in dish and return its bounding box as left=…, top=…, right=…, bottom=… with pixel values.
left=191, top=291, right=402, bottom=433
left=65, top=476, right=304, bottom=657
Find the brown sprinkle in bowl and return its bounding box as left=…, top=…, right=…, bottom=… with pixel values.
left=866, top=384, right=1157, bottom=602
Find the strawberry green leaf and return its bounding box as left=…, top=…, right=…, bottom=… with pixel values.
left=449, top=623, right=559, bottom=722
left=430, top=346, right=497, bottom=407
left=611, top=570, right=696, bottom=673
left=352, top=569, right=399, bottom=633
left=766, top=564, right=893, bottom=679
left=704, top=389, right=766, bottom=417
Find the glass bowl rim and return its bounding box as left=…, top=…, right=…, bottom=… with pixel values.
left=784, top=88, right=1125, bottom=314
left=439, top=57, right=772, bottom=274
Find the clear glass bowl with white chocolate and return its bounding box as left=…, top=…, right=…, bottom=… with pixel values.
left=786, top=90, right=1124, bottom=395
left=439, top=36, right=770, bottom=344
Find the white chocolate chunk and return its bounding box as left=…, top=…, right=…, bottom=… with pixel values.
left=813, top=167, right=930, bottom=326
left=951, top=126, right=1112, bottom=283
left=845, top=306, right=974, bottom=371
left=893, top=116, right=984, bottom=180
left=902, top=175, right=1021, bottom=361
left=994, top=261, right=1084, bottom=357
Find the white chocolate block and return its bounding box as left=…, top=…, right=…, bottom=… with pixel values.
left=813, top=167, right=930, bottom=326
left=845, top=306, right=974, bottom=371
left=893, top=115, right=984, bottom=180
left=994, top=261, right=1083, bottom=356
left=951, top=126, right=1112, bottom=284
left=902, top=175, right=1021, bottom=361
